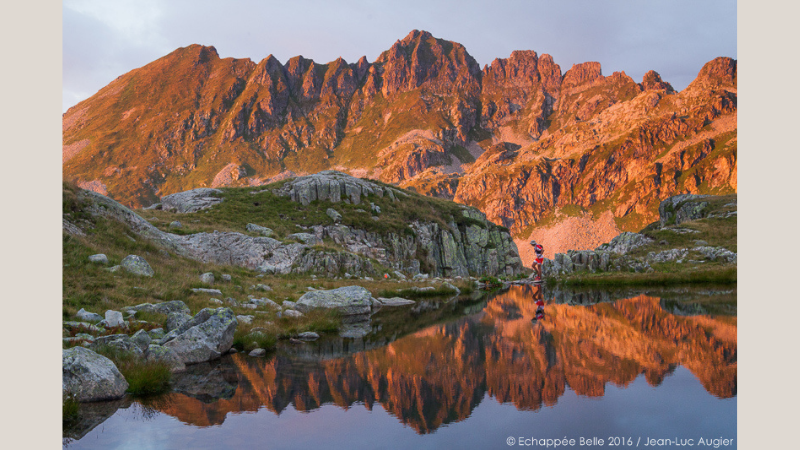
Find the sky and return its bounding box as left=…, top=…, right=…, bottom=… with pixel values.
left=62, top=0, right=737, bottom=112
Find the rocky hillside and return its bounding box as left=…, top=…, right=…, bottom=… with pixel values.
left=63, top=171, right=523, bottom=278
left=63, top=29, right=736, bottom=245
left=540, top=193, right=737, bottom=282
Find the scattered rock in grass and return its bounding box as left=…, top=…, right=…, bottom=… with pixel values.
left=107, top=265, right=121, bottom=273
left=120, top=255, right=154, bottom=277
left=224, top=297, right=238, bottom=307
left=694, top=246, right=737, bottom=264
left=209, top=298, right=223, bottom=305
left=161, top=188, right=223, bottom=213
left=250, top=298, right=280, bottom=309
left=646, top=248, right=689, bottom=263
left=283, top=309, right=303, bottom=318
left=241, top=304, right=257, bottom=310
left=200, top=272, right=215, bottom=284
left=169, top=221, right=182, bottom=229
left=63, top=321, right=103, bottom=334
left=254, top=284, right=272, bottom=292
left=76, top=308, right=103, bottom=323
left=296, top=331, right=320, bottom=341
left=442, top=282, right=460, bottom=294
left=326, top=208, right=342, bottom=223
left=375, top=297, right=416, bottom=306
left=88, top=254, right=108, bottom=265
left=249, top=348, right=266, bottom=357
left=295, top=285, right=374, bottom=316
left=282, top=300, right=298, bottom=310
left=288, top=232, right=322, bottom=245
left=246, top=223, right=273, bottom=237
left=192, top=288, right=223, bottom=295
left=104, top=310, right=125, bottom=328
left=63, top=347, right=128, bottom=402
left=411, top=286, right=436, bottom=293
left=236, top=315, right=254, bottom=324
left=221, top=274, right=232, bottom=282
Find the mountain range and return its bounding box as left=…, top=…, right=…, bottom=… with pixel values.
left=63, top=29, right=736, bottom=251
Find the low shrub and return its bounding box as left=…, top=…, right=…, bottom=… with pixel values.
left=63, top=392, right=79, bottom=424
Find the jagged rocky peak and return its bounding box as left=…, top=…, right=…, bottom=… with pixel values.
left=483, top=50, right=541, bottom=86
left=641, top=70, right=675, bottom=92
left=562, top=61, right=603, bottom=89
left=375, top=29, right=480, bottom=95
left=687, top=56, right=737, bottom=91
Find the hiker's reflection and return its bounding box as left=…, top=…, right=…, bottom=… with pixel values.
left=531, top=284, right=545, bottom=322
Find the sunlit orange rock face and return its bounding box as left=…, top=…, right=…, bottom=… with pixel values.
left=63, top=30, right=735, bottom=242
left=154, top=287, right=736, bottom=433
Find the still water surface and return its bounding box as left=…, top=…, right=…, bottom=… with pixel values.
left=64, top=285, right=736, bottom=449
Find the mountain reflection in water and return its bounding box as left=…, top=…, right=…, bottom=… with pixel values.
left=128, top=285, right=736, bottom=436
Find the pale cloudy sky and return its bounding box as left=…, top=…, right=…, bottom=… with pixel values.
left=62, top=0, right=737, bottom=112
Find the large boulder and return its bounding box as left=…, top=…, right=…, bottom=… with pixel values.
left=63, top=347, right=129, bottom=402
left=144, top=344, right=186, bottom=373
left=76, top=308, right=103, bottom=323
left=161, top=188, right=223, bottom=213
left=120, top=255, right=154, bottom=277
left=295, top=285, right=374, bottom=315
left=162, top=308, right=238, bottom=365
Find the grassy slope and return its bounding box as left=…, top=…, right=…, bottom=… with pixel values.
left=62, top=180, right=479, bottom=352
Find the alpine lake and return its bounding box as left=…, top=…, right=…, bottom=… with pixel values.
left=63, top=283, right=736, bottom=449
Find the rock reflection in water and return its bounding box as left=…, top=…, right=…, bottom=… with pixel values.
left=132, top=285, right=735, bottom=435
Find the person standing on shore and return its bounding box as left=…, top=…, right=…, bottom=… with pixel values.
left=530, top=240, right=544, bottom=281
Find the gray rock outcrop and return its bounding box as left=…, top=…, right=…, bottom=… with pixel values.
left=72, top=176, right=523, bottom=279
left=275, top=170, right=404, bottom=206
left=63, top=347, right=129, bottom=402
left=161, top=188, right=224, bottom=213
left=296, top=285, right=374, bottom=315
left=595, top=232, right=654, bottom=255
left=658, top=194, right=710, bottom=227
